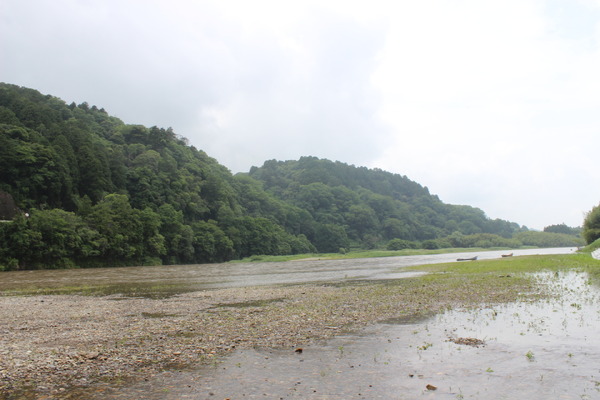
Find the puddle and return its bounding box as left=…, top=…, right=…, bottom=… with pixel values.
left=84, top=270, right=600, bottom=399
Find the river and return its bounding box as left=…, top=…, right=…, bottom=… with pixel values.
left=0, top=247, right=577, bottom=296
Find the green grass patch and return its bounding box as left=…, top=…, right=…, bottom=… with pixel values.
left=234, top=247, right=511, bottom=263
left=580, top=238, right=600, bottom=253
left=412, top=253, right=600, bottom=275
left=377, top=253, right=600, bottom=309
left=0, top=283, right=196, bottom=299
left=280, top=254, right=600, bottom=325
left=271, top=255, right=600, bottom=327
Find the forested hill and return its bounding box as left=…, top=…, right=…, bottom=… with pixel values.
left=247, top=157, right=524, bottom=246
left=0, top=83, right=553, bottom=270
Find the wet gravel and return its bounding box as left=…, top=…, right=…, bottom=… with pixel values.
left=0, top=274, right=541, bottom=399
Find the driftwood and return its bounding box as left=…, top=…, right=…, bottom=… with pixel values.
left=456, top=256, right=478, bottom=261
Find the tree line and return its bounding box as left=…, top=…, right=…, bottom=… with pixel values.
left=0, top=83, right=585, bottom=270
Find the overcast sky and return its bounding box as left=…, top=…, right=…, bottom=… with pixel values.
left=2, top=0, right=599, bottom=230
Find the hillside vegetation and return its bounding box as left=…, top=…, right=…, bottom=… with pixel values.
left=0, top=83, right=583, bottom=270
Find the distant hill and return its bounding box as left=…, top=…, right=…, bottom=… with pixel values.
left=246, top=157, right=524, bottom=250
left=0, top=83, right=579, bottom=270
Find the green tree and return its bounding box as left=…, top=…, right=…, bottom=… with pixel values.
left=158, top=204, right=194, bottom=264
left=290, top=182, right=335, bottom=217
left=544, top=223, right=581, bottom=236
left=583, top=204, right=600, bottom=244
left=139, top=206, right=167, bottom=264
left=191, top=220, right=234, bottom=263
left=0, top=214, right=41, bottom=269
left=313, top=223, right=349, bottom=253
left=85, top=194, right=165, bottom=265
left=0, top=209, right=101, bottom=269
left=51, top=135, right=78, bottom=209
left=515, top=231, right=584, bottom=248
left=287, top=234, right=316, bottom=254
left=382, top=218, right=410, bottom=240
left=0, top=125, right=63, bottom=208
left=28, top=209, right=102, bottom=268
left=421, top=239, right=440, bottom=250
left=345, top=204, right=379, bottom=240
left=76, top=141, right=111, bottom=202
left=386, top=238, right=414, bottom=250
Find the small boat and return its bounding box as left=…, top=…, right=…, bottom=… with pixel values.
left=457, top=256, right=478, bottom=261
left=501, top=253, right=513, bottom=258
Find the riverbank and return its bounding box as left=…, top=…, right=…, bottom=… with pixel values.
left=1, top=253, right=598, bottom=399
left=233, top=246, right=512, bottom=263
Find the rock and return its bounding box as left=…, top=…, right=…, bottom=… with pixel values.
left=426, top=384, right=437, bottom=391
left=82, top=351, right=100, bottom=360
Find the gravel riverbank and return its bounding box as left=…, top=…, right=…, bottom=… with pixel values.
left=1, top=273, right=539, bottom=399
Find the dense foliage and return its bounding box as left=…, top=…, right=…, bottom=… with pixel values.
left=247, top=159, right=584, bottom=250
left=0, top=83, right=315, bottom=269
left=543, top=223, right=582, bottom=236
left=0, top=83, right=584, bottom=270
left=248, top=158, right=527, bottom=246
left=583, top=204, right=600, bottom=244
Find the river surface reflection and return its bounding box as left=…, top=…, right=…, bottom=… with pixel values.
left=0, top=248, right=576, bottom=295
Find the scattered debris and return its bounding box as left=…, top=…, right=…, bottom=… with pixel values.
left=448, top=337, right=485, bottom=347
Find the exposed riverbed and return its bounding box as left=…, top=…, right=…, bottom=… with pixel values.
left=75, top=269, right=600, bottom=400
left=1, top=248, right=590, bottom=399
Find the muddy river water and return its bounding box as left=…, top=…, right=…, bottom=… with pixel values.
left=0, top=248, right=576, bottom=295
